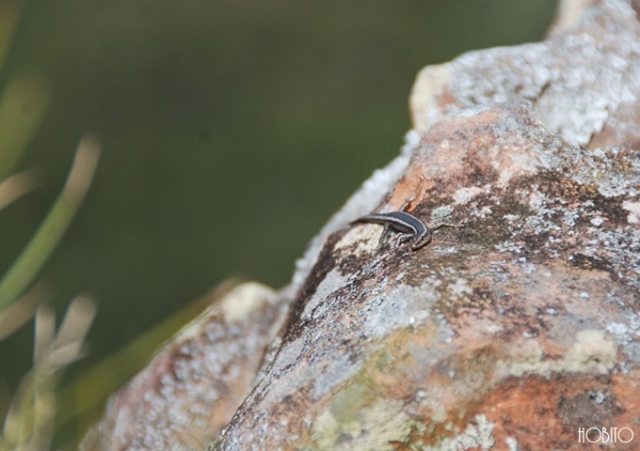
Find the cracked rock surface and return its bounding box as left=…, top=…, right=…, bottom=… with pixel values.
left=83, top=1, right=640, bottom=450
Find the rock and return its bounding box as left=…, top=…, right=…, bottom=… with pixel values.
left=83, top=0, right=640, bottom=450
left=80, top=283, right=290, bottom=450
left=215, top=97, right=640, bottom=451
left=410, top=0, right=640, bottom=150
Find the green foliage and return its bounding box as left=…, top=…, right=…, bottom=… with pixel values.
left=0, top=3, right=100, bottom=449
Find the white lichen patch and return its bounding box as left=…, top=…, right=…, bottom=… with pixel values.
left=499, top=340, right=544, bottom=378
left=606, top=322, right=632, bottom=345
left=300, top=268, right=349, bottom=321
left=622, top=200, right=640, bottom=224
left=431, top=204, right=455, bottom=222
left=496, top=149, right=548, bottom=187
left=220, top=283, right=278, bottom=324
left=337, top=222, right=383, bottom=255
left=497, top=329, right=618, bottom=378
left=452, top=187, right=487, bottom=205
left=413, top=414, right=496, bottom=451
left=571, top=149, right=640, bottom=198
left=447, top=279, right=473, bottom=297
left=527, top=189, right=545, bottom=210
left=311, top=398, right=412, bottom=451
left=562, top=330, right=618, bottom=373
left=312, top=409, right=341, bottom=450
left=363, top=283, right=441, bottom=340
left=505, top=436, right=520, bottom=451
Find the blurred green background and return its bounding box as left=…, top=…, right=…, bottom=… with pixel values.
left=0, top=0, right=556, bottom=446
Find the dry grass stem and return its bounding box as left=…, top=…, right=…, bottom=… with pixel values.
left=1, top=297, right=97, bottom=451
left=0, top=169, right=39, bottom=211
left=0, top=283, right=49, bottom=342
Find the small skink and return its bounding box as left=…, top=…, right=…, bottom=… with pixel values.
left=352, top=211, right=453, bottom=250
left=352, top=211, right=431, bottom=250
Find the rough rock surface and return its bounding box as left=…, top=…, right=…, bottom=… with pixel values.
left=83, top=0, right=640, bottom=450
left=81, top=283, right=289, bottom=450
left=216, top=98, right=640, bottom=450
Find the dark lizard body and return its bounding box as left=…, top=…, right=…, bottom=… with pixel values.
left=352, top=211, right=434, bottom=250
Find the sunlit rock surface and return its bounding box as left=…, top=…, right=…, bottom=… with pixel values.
left=215, top=99, right=640, bottom=451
